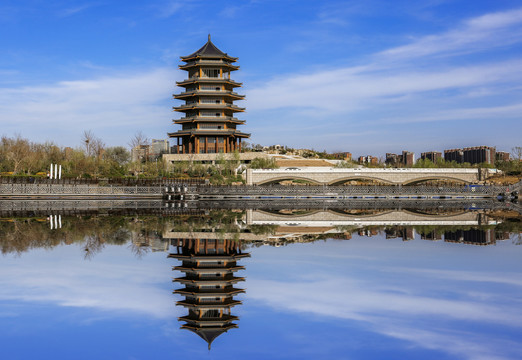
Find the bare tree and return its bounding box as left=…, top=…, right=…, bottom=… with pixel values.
left=1, top=135, right=31, bottom=174
left=511, top=146, right=522, bottom=161
left=129, top=131, right=149, bottom=149
left=82, top=130, right=105, bottom=158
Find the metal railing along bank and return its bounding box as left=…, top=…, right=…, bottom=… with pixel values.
left=194, top=184, right=508, bottom=196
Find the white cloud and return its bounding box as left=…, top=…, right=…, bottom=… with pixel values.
left=247, top=271, right=522, bottom=360
left=0, top=68, right=178, bottom=145
left=380, top=7, right=522, bottom=59
left=247, top=60, right=522, bottom=112
left=58, top=3, right=98, bottom=17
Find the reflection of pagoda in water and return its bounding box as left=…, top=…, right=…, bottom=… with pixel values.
left=168, top=238, right=250, bottom=349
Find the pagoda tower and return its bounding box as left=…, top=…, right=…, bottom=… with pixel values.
left=168, top=238, right=250, bottom=349
left=168, top=35, right=250, bottom=154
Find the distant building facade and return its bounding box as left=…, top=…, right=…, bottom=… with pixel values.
left=358, top=155, right=378, bottom=165
left=332, top=152, right=352, bottom=161
left=421, top=151, right=442, bottom=163
left=444, top=148, right=464, bottom=163
left=496, top=151, right=510, bottom=161
left=385, top=151, right=415, bottom=167
left=131, top=139, right=170, bottom=162
left=444, top=146, right=496, bottom=165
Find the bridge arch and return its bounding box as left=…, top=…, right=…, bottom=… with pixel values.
left=328, top=176, right=395, bottom=186
left=256, top=176, right=322, bottom=185
left=257, top=209, right=322, bottom=218
left=402, top=176, right=471, bottom=185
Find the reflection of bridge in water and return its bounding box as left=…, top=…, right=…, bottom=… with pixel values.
left=245, top=209, right=496, bottom=226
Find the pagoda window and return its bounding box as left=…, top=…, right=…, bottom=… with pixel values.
left=201, top=98, right=221, bottom=104
left=202, top=310, right=220, bottom=318
left=217, top=137, right=224, bottom=143
left=200, top=85, right=220, bottom=91
left=201, top=111, right=221, bottom=117
left=182, top=124, right=195, bottom=130
left=200, top=124, right=223, bottom=130
left=202, top=69, right=220, bottom=78
left=207, top=137, right=216, bottom=143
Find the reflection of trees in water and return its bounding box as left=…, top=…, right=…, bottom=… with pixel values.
left=0, top=209, right=520, bottom=255
left=0, top=216, right=167, bottom=256
left=0, top=210, right=248, bottom=256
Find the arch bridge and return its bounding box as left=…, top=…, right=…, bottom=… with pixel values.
left=245, top=167, right=495, bottom=186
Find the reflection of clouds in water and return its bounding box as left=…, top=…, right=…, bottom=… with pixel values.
left=248, top=277, right=522, bottom=325
left=247, top=261, right=522, bottom=360
left=386, top=267, right=522, bottom=287
left=0, top=246, right=177, bottom=319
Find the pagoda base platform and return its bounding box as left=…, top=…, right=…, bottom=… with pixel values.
left=163, top=152, right=267, bottom=164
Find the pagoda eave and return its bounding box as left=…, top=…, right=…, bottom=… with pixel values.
left=173, top=118, right=246, bottom=125
left=173, top=105, right=246, bottom=113
left=174, top=92, right=245, bottom=101
left=174, top=288, right=246, bottom=296
left=173, top=265, right=245, bottom=272
left=179, top=315, right=238, bottom=323
left=176, top=299, right=242, bottom=307
left=180, top=54, right=238, bottom=62
left=174, top=277, right=245, bottom=284
left=168, top=253, right=250, bottom=260
left=176, top=79, right=242, bottom=87
left=179, top=63, right=239, bottom=71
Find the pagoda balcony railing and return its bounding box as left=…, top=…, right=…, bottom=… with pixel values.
left=177, top=116, right=242, bottom=122
left=187, top=74, right=231, bottom=80
left=177, top=78, right=242, bottom=86
left=175, top=90, right=242, bottom=97
left=174, top=103, right=245, bottom=111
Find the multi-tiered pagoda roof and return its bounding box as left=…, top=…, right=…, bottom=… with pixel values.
left=168, top=36, right=250, bottom=155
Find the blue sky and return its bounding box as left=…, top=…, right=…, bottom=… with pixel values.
left=1, top=0, right=521, bottom=156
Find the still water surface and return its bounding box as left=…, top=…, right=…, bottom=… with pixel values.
left=0, top=206, right=521, bottom=360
